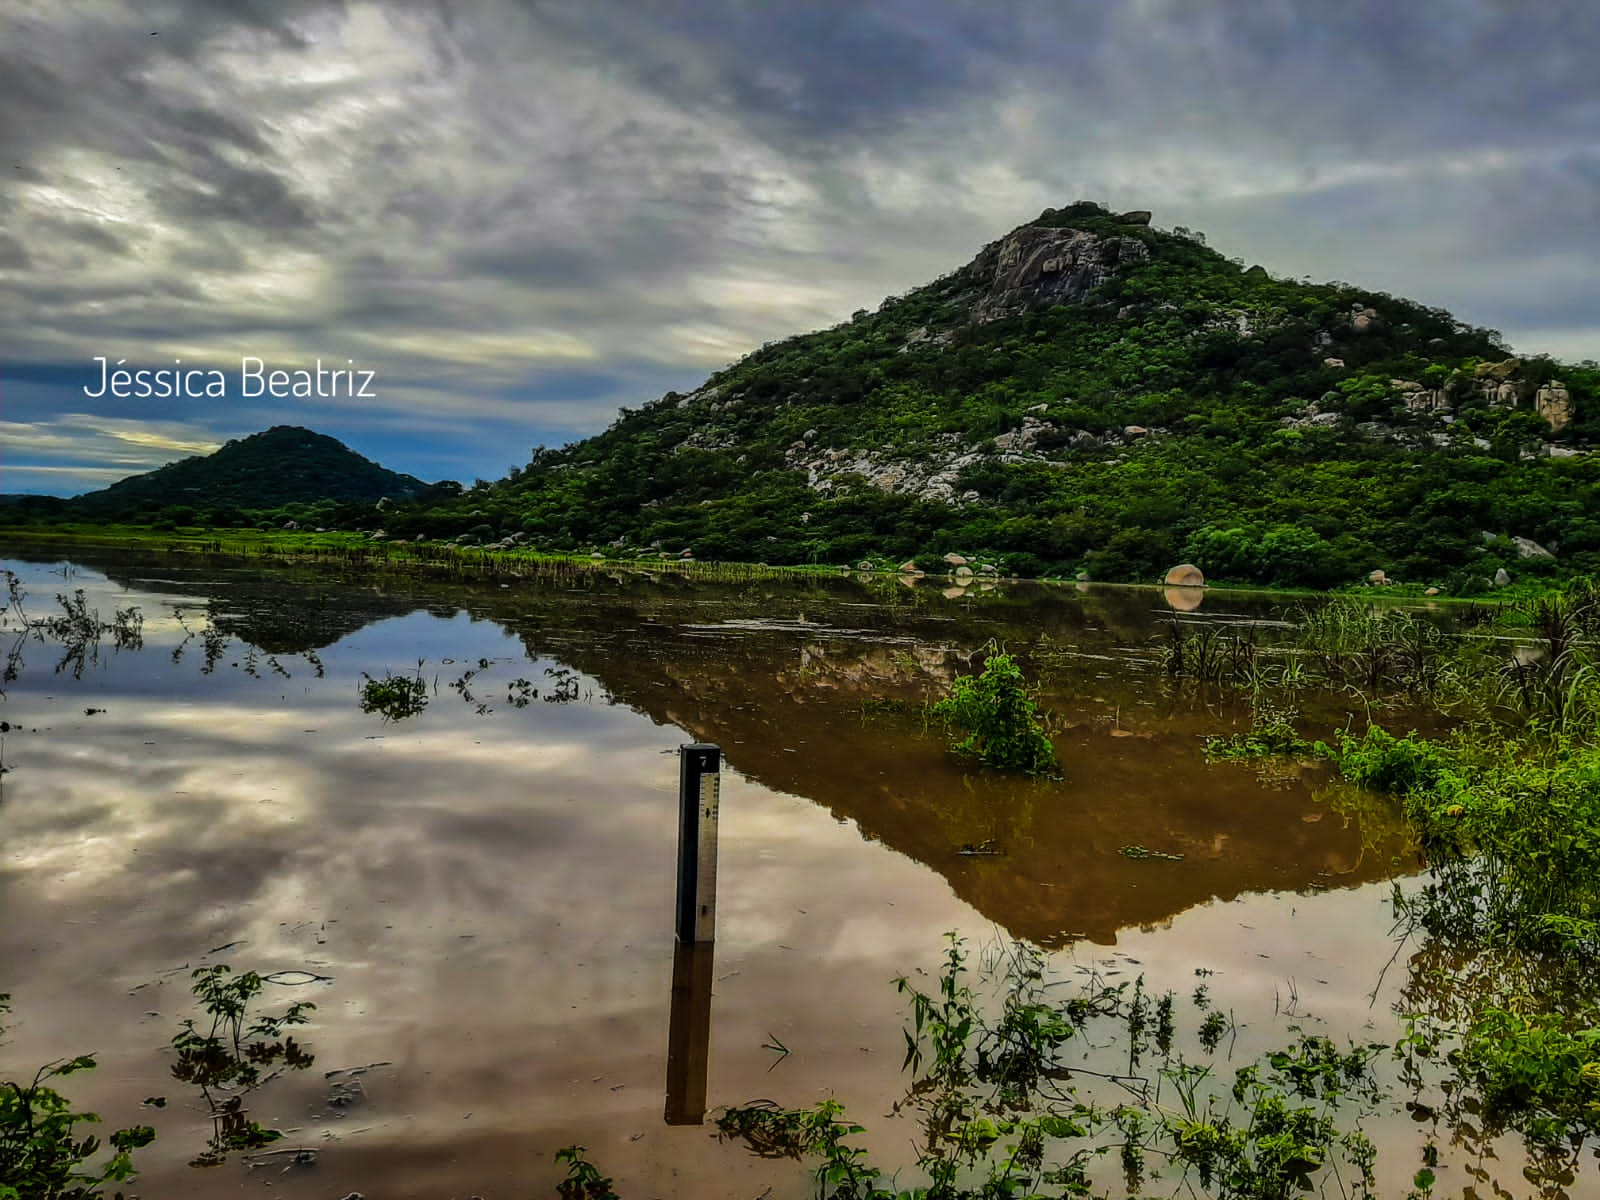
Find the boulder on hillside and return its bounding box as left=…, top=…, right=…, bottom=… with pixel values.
left=1163, top=563, right=1205, bottom=588
left=1511, top=536, right=1554, bottom=560
left=1475, top=359, right=1519, bottom=381
left=1116, top=210, right=1153, bottom=225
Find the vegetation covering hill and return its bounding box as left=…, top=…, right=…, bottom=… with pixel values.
left=8, top=205, right=1597, bottom=591
left=4, top=426, right=431, bottom=529
left=375, top=202, right=1596, bottom=591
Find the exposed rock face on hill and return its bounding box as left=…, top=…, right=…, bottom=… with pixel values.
left=1395, top=363, right=1572, bottom=432
left=964, top=224, right=1148, bottom=324
left=1537, top=381, right=1573, bottom=431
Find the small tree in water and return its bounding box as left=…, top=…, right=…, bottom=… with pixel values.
left=932, top=646, right=1059, bottom=775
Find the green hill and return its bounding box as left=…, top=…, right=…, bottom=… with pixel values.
left=383, top=202, right=1596, bottom=591
left=67, top=426, right=428, bottom=523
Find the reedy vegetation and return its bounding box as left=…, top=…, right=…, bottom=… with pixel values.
left=1194, top=577, right=1600, bottom=1188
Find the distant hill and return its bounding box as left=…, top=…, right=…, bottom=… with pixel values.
left=381, top=201, right=1597, bottom=590
left=67, top=426, right=428, bottom=520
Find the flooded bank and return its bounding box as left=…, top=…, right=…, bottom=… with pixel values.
left=0, top=547, right=1542, bottom=1198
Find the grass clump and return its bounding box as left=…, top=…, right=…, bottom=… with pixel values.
left=931, top=646, right=1058, bottom=775
left=1205, top=697, right=1315, bottom=761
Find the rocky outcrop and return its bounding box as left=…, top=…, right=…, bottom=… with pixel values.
left=1536, top=380, right=1572, bottom=431
left=1349, top=305, right=1381, bottom=334
left=1473, top=360, right=1527, bottom=409
left=993, top=416, right=1051, bottom=453
left=1511, top=536, right=1554, bottom=560
left=1482, top=378, right=1523, bottom=407
left=1403, top=372, right=1478, bottom=414
left=1476, top=359, right=1519, bottom=382
left=964, top=225, right=1148, bottom=324
left=1393, top=379, right=1449, bottom=413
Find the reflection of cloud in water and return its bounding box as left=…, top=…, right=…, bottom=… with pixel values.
left=0, top=552, right=1438, bottom=1198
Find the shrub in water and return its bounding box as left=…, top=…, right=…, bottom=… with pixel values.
left=931, top=646, right=1059, bottom=776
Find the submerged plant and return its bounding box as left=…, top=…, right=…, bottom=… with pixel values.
left=931, top=645, right=1058, bottom=775
left=1205, top=696, right=1315, bottom=762
left=358, top=661, right=430, bottom=722
left=554, top=1145, right=621, bottom=1200
left=0, top=573, right=145, bottom=687
left=714, top=935, right=1385, bottom=1200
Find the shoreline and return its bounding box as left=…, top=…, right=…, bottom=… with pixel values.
left=0, top=523, right=1545, bottom=604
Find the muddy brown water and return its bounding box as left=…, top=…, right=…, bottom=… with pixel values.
left=0, top=548, right=1579, bottom=1198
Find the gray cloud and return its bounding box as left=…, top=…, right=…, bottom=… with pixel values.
left=0, top=0, right=1596, bottom=493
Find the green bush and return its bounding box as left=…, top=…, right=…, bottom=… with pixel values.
left=931, top=648, right=1059, bottom=775
left=0, top=996, right=155, bottom=1200
left=1323, top=727, right=1452, bottom=795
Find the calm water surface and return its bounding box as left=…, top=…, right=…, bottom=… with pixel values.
left=0, top=548, right=1551, bottom=1197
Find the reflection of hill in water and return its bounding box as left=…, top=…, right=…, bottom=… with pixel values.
left=30, top=547, right=1409, bottom=944
left=85, top=556, right=438, bottom=653
left=508, top=623, right=1410, bottom=946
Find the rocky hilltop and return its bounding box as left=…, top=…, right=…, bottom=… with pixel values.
left=371, top=199, right=1592, bottom=592
left=962, top=212, right=1152, bottom=324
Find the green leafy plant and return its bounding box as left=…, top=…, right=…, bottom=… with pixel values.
left=0, top=994, right=156, bottom=1200
left=554, top=1145, right=621, bottom=1200
left=931, top=646, right=1059, bottom=775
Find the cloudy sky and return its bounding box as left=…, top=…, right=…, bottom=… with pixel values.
left=2, top=0, right=1597, bottom=495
